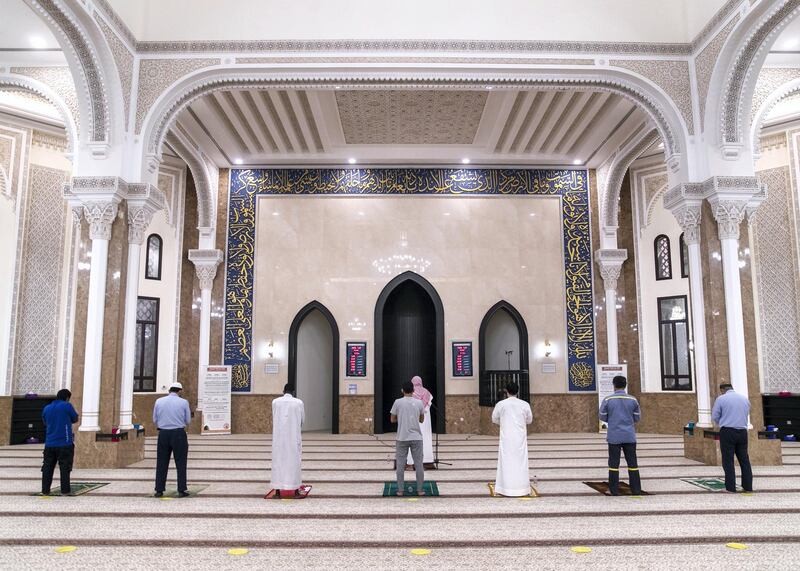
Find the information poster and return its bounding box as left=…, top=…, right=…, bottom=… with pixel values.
left=597, top=364, right=627, bottom=432
left=202, top=365, right=231, bottom=435
left=346, top=342, right=367, bottom=377
left=452, top=341, right=474, bottom=377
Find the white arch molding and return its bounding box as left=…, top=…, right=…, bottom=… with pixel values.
left=0, top=73, right=79, bottom=161
left=23, top=0, right=126, bottom=152
left=137, top=64, right=691, bottom=184
left=707, top=0, right=800, bottom=153
left=750, top=77, right=800, bottom=156
left=164, top=129, right=215, bottom=230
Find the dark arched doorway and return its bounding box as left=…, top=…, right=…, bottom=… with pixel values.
left=374, top=271, right=445, bottom=434
left=478, top=300, right=529, bottom=406
left=288, top=301, right=340, bottom=434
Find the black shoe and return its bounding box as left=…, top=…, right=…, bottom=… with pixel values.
left=178, top=490, right=190, bottom=498
left=154, top=491, right=163, bottom=498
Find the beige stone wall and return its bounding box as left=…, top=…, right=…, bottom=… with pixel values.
left=251, top=195, right=569, bottom=397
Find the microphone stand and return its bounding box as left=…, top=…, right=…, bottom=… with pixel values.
left=428, top=401, right=452, bottom=468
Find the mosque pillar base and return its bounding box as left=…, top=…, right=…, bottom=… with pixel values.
left=73, top=428, right=145, bottom=469
left=683, top=429, right=782, bottom=466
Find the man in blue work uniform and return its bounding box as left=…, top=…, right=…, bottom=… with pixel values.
left=599, top=376, right=642, bottom=496
left=711, top=383, right=753, bottom=493
left=153, top=382, right=192, bottom=497
left=41, top=388, right=79, bottom=495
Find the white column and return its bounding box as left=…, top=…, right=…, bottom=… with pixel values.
left=666, top=189, right=713, bottom=427
left=189, top=249, right=224, bottom=410
left=594, top=249, right=627, bottom=364
left=76, top=200, right=120, bottom=432
left=708, top=199, right=751, bottom=400
left=119, top=185, right=165, bottom=429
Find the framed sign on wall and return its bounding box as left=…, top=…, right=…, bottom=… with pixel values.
left=346, top=341, right=367, bottom=377
left=452, top=341, right=474, bottom=377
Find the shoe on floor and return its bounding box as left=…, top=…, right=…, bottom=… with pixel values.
left=154, top=491, right=163, bottom=498
left=179, top=490, right=191, bottom=497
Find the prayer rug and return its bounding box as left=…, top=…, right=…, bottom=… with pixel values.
left=583, top=481, right=649, bottom=496
left=487, top=482, right=539, bottom=498
left=34, top=482, right=109, bottom=497
left=681, top=477, right=730, bottom=491
left=265, top=485, right=312, bottom=499
left=382, top=481, right=439, bottom=497
left=161, top=484, right=209, bottom=498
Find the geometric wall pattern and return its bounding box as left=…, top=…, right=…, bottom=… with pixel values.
left=12, top=165, right=68, bottom=394
left=752, top=166, right=800, bottom=393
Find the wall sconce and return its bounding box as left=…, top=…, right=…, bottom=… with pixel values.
left=544, top=339, right=552, bottom=358
left=267, top=339, right=274, bottom=359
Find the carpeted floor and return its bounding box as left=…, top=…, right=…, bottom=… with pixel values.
left=0, top=432, right=798, bottom=569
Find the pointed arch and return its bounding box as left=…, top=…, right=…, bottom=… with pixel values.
left=478, top=300, right=530, bottom=405
left=287, top=300, right=340, bottom=434
left=374, top=271, right=445, bottom=434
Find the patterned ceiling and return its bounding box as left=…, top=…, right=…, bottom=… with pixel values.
left=335, top=90, right=488, bottom=145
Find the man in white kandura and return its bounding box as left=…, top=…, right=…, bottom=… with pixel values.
left=271, top=384, right=305, bottom=496
left=492, top=381, right=533, bottom=496
left=407, top=376, right=434, bottom=467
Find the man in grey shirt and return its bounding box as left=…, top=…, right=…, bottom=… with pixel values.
left=390, top=380, right=425, bottom=496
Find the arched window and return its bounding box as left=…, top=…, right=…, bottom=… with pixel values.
left=679, top=233, right=689, bottom=278
left=654, top=234, right=672, bottom=281
left=145, top=234, right=162, bottom=280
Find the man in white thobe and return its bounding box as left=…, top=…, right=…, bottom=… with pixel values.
left=271, top=384, right=305, bottom=494
left=492, top=381, right=533, bottom=496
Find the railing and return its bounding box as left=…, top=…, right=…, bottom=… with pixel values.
left=479, top=370, right=530, bottom=407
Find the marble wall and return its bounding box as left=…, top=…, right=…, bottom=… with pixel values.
left=0, top=396, right=10, bottom=444
left=231, top=394, right=275, bottom=433
left=251, top=195, right=569, bottom=397
left=339, top=395, right=374, bottom=434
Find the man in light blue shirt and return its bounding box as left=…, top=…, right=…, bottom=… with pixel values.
left=599, top=376, right=641, bottom=496
left=711, top=383, right=753, bottom=492
left=153, top=382, right=192, bottom=497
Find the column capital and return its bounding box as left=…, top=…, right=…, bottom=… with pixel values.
left=64, top=176, right=128, bottom=241
left=594, top=248, right=628, bottom=291
left=126, top=183, right=167, bottom=245
left=665, top=176, right=766, bottom=242
left=189, top=249, right=224, bottom=290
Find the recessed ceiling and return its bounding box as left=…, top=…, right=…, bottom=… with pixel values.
left=173, top=87, right=649, bottom=168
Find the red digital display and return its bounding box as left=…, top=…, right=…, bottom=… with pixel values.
left=452, top=341, right=473, bottom=377
left=346, top=342, right=367, bottom=377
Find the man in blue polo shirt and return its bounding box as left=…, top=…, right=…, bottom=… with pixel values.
left=712, top=383, right=753, bottom=493
left=599, top=376, right=642, bottom=496
left=41, top=389, right=79, bottom=495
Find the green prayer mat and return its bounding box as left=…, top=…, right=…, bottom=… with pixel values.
left=681, top=477, right=732, bottom=491
left=382, top=481, right=439, bottom=497
left=33, top=482, right=109, bottom=497
left=159, top=484, right=209, bottom=498
left=583, top=481, right=648, bottom=496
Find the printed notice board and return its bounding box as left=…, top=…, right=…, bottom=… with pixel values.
left=346, top=342, right=367, bottom=377
left=452, top=341, right=474, bottom=377
left=202, top=365, right=231, bottom=435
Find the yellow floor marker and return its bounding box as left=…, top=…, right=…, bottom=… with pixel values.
left=228, top=548, right=249, bottom=556
left=570, top=546, right=592, bottom=553
left=54, top=546, right=77, bottom=553
left=519, top=497, right=533, bottom=501
left=742, top=492, right=754, bottom=496
left=411, top=549, right=431, bottom=556
left=160, top=497, right=175, bottom=501
left=628, top=495, right=644, bottom=499
left=37, top=495, right=53, bottom=500
left=726, top=543, right=748, bottom=550
left=406, top=498, right=419, bottom=502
